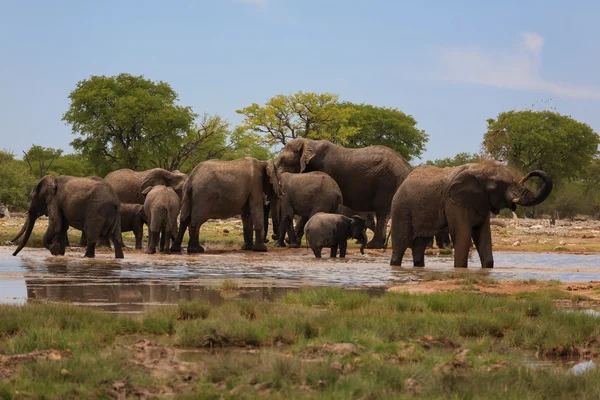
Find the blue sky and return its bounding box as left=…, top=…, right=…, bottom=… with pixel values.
left=1, top=0, right=599, bottom=162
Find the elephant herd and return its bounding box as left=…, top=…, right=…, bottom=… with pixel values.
left=10, top=138, right=553, bottom=269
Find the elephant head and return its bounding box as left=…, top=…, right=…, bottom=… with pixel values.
left=277, top=138, right=319, bottom=173
left=263, top=160, right=283, bottom=198
left=13, top=175, right=62, bottom=256
left=141, top=169, right=188, bottom=201
left=448, top=162, right=553, bottom=215
left=348, top=215, right=369, bottom=255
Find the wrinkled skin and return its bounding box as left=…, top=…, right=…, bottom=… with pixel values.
left=304, top=213, right=369, bottom=258
left=277, top=138, right=411, bottom=248
left=79, top=203, right=147, bottom=249
left=104, top=168, right=188, bottom=205
left=340, top=205, right=376, bottom=234
left=269, top=172, right=343, bottom=248
left=12, top=175, right=124, bottom=259
left=390, top=162, right=552, bottom=268
left=171, top=158, right=281, bottom=254
left=142, top=185, right=180, bottom=254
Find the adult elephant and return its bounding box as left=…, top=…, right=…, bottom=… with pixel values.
left=276, top=138, right=411, bottom=248
left=171, top=158, right=281, bottom=254
left=104, top=168, right=188, bottom=204
left=269, top=171, right=343, bottom=247
left=390, top=162, right=552, bottom=268
left=12, top=175, right=124, bottom=258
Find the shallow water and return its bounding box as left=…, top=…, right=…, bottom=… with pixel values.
left=1, top=246, right=599, bottom=310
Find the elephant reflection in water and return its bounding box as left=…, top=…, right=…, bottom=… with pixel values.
left=25, top=280, right=292, bottom=312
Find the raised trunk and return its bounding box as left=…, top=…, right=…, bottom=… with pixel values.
left=516, top=170, right=553, bottom=207
left=12, top=214, right=37, bottom=256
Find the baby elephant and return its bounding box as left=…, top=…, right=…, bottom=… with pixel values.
left=142, top=185, right=180, bottom=254
left=119, top=203, right=147, bottom=249
left=304, top=213, right=368, bottom=258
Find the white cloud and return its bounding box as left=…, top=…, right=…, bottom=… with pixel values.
left=435, top=32, right=600, bottom=99
left=233, top=0, right=267, bottom=6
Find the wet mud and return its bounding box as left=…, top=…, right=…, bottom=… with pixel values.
left=1, top=246, right=600, bottom=311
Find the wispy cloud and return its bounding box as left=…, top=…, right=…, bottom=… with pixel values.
left=233, top=0, right=267, bottom=6
left=435, top=32, right=600, bottom=99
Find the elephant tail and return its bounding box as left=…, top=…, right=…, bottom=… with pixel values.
left=382, top=229, right=392, bottom=252
left=102, top=203, right=120, bottom=238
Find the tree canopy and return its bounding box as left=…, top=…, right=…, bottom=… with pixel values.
left=340, top=102, right=428, bottom=160
left=236, top=91, right=357, bottom=146
left=482, top=110, right=599, bottom=184
left=22, top=145, right=64, bottom=178
left=63, top=73, right=197, bottom=174
left=425, top=152, right=480, bottom=168
left=0, top=151, right=37, bottom=210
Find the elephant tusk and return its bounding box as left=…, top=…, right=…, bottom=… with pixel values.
left=512, top=198, right=520, bottom=203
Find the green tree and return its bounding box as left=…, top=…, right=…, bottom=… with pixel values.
left=236, top=91, right=357, bottom=146
left=0, top=151, right=36, bottom=210
left=222, top=127, right=274, bottom=161
left=22, top=145, right=63, bottom=178
left=340, top=102, right=428, bottom=161
left=426, top=152, right=480, bottom=168
left=63, top=73, right=197, bottom=174
left=49, top=154, right=95, bottom=177
left=482, top=110, right=599, bottom=184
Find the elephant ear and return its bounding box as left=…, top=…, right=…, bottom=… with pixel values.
left=265, top=160, right=282, bottom=197
left=448, top=169, right=487, bottom=212
left=300, top=141, right=315, bottom=173
left=141, top=169, right=167, bottom=192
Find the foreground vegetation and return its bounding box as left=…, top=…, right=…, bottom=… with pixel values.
left=1, top=286, right=600, bottom=398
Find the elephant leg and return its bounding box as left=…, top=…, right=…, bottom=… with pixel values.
left=368, top=211, right=389, bottom=249
left=241, top=211, right=254, bottom=251
left=111, top=231, right=124, bottom=259
left=134, top=228, right=143, bottom=250
left=472, top=219, right=493, bottom=268
left=451, top=226, right=473, bottom=268
left=250, top=196, right=267, bottom=252
left=159, top=230, right=166, bottom=252
left=263, top=203, right=270, bottom=243
left=172, top=195, right=191, bottom=253
left=292, top=216, right=308, bottom=245
left=312, top=247, right=322, bottom=258
left=57, top=228, right=68, bottom=256
left=146, top=231, right=160, bottom=254
left=78, top=232, right=87, bottom=247
left=426, top=237, right=434, bottom=249
left=275, top=215, right=288, bottom=247
left=286, top=217, right=301, bottom=248
left=330, top=244, right=338, bottom=258
left=187, top=221, right=205, bottom=253
left=411, top=237, right=429, bottom=267
left=160, top=228, right=171, bottom=254
left=339, top=241, right=348, bottom=258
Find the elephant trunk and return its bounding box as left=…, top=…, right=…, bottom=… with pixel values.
left=359, top=231, right=368, bottom=255
left=12, top=213, right=37, bottom=256
left=515, top=171, right=553, bottom=207
left=10, top=216, right=28, bottom=244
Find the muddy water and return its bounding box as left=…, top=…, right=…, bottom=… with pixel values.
left=1, top=246, right=599, bottom=310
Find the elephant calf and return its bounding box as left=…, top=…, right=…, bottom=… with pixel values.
left=304, top=213, right=368, bottom=258
left=142, top=185, right=180, bottom=254
left=119, top=204, right=147, bottom=249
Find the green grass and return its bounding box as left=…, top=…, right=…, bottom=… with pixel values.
left=2, top=289, right=600, bottom=398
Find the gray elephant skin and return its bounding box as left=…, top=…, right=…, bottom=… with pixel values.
left=13, top=175, right=124, bottom=258
left=390, top=162, right=552, bottom=268
left=340, top=205, right=376, bottom=234
left=304, top=213, right=368, bottom=258
left=119, top=203, right=147, bottom=249
left=172, top=157, right=281, bottom=253
left=270, top=171, right=343, bottom=248
left=277, top=138, right=411, bottom=249
left=142, top=185, right=180, bottom=254
left=104, top=168, right=188, bottom=204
